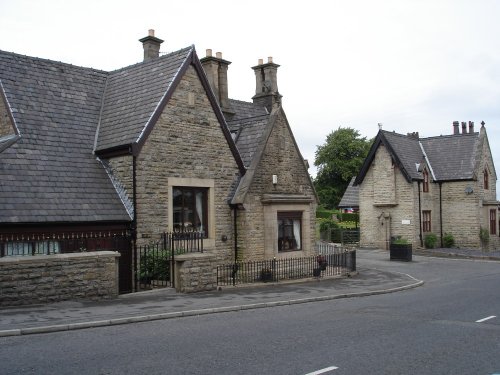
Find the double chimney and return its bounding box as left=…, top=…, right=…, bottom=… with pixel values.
left=453, top=121, right=475, bottom=135
left=139, top=30, right=282, bottom=114
left=200, top=50, right=282, bottom=114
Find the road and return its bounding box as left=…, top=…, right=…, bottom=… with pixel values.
left=1, top=251, right=499, bottom=374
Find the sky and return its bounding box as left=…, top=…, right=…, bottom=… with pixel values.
left=1, top=0, right=499, bottom=198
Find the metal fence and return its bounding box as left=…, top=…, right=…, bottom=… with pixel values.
left=136, top=231, right=204, bottom=290
left=0, top=231, right=133, bottom=293
left=217, top=246, right=356, bottom=286
left=320, top=228, right=360, bottom=245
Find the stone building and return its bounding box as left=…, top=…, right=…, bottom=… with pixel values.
left=354, top=122, right=499, bottom=250
left=0, top=30, right=317, bottom=266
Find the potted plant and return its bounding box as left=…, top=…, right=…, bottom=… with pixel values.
left=390, top=236, right=412, bottom=261
left=317, top=255, right=328, bottom=271
left=260, top=268, right=273, bottom=282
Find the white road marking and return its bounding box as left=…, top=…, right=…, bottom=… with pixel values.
left=305, top=366, right=339, bottom=375
left=475, top=315, right=497, bottom=323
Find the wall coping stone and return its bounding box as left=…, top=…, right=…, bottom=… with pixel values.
left=0, top=251, right=120, bottom=264
left=175, top=252, right=214, bottom=262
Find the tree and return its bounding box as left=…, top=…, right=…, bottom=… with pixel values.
left=314, top=127, right=371, bottom=209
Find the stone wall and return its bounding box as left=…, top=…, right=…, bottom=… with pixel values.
left=0, top=251, right=120, bottom=307
left=174, top=252, right=218, bottom=293
left=238, top=109, right=317, bottom=260
left=108, top=65, right=240, bottom=264
left=359, top=136, right=496, bottom=250
left=360, top=145, right=416, bottom=248
left=0, top=92, right=14, bottom=137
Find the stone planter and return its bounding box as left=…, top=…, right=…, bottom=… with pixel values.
left=390, top=243, right=412, bottom=261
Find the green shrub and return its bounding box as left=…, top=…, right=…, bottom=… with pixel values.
left=140, top=249, right=170, bottom=282
left=443, top=233, right=455, bottom=248
left=424, top=233, right=438, bottom=249
left=479, top=227, right=490, bottom=250
left=392, top=236, right=410, bottom=245
left=337, top=212, right=359, bottom=223
left=318, top=218, right=339, bottom=232
left=316, top=207, right=337, bottom=219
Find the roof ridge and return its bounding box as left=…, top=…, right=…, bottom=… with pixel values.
left=0, top=49, right=108, bottom=75
left=108, top=46, right=194, bottom=74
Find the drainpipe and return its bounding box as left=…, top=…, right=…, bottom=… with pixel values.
left=439, top=182, right=443, bottom=247
left=418, top=181, right=423, bottom=247
left=233, top=205, right=238, bottom=262
left=132, top=155, right=138, bottom=291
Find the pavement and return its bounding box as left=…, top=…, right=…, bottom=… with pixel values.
left=0, top=248, right=434, bottom=337
left=2, top=246, right=496, bottom=339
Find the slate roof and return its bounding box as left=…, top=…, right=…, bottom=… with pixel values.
left=0, top=50, right=131, bottom=223
left=355, top=129, right=482, bottom=185
left=338, top=176, right=359, bottom=208
left=421, top=134, right=478, bottom=180
left=0, top=134, right=20, bottom=153
left=96, top=47, right=193, bottom=152
left=227, top=99, right=268, bottom=122
left=227, top=114, right=269, bottom=167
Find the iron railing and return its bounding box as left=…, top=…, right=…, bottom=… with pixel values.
left=320, top=228, right=360, bottom=245
left=217, top=247, right=356, bottom=286
left=136, top=231, right=204, bottom=290
left=0, top=231, right=130, bottom=257
left=0, top=231, right=134, bottom=293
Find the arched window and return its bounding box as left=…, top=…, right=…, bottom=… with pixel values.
left=423, top=168, right=429, bottom=193
left=484, top=169, right=489, bottom=190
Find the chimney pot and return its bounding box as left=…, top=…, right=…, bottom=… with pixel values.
left=453, top=121, right=460, bottom=135
left=469, top=121, right=474, bottom=133
left=461, top=121, right=467, bottom=134
left=258, top=58, right=264, bottom=65
left=268, top=56, right=273, bottom=63
left=206, top=49, right=212, bottom=57
left=216, top=52, right=222, bottom=59
left=139, top=30, right=164, bottom=62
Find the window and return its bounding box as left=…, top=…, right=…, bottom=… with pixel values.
left=173, top=187, right=208, bottom=237
left=484, top=169, right=489, bottom=190
left=490, top=209, right=496, bottom=235
left=3, top=241, right=60, bottom=256
left=423, top=169, right=429, bottom=193
left=422, top=210, right=431, bottom=232
left=278, top=211, right=302, bottom=252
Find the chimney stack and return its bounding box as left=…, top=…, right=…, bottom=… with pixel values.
left=461, top=121, right=467, bottom=134
left=200, top=50, right=234, bottom=116
left=252, top=57, right=282, bottom=112
left=139, top=29, right=164, bottom=62
left=453, top=121, right=460, bottom=135
left=407, top=132, right=419, bottom=140
left=469, top=121, right=474, bottom=133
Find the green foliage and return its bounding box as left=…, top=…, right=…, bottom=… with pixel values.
left=318, top=218, right=339, bottom=233
left=424, top=233, right=438, bottom=249
left=316, top=207, right=337, bottom=219
left=392, top=236, right=410, bottom=245
left=443, top=233, right=455, bottom=248
left=314, top=127, right=371, bottom=209
left=140, top=249, right=170, bottom=282
left=479, top=227, right=490, bottom=249
left=338, top=212, right=359, bottom=223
